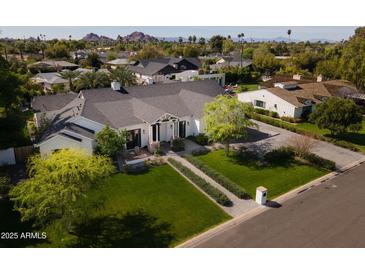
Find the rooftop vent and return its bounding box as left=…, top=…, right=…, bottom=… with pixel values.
left=274, top=81, right=298, bottom=90
left=111, top=81, right=121, bottom=91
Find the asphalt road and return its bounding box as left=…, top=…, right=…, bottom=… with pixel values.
left=196, top=163, right=365, bottom=248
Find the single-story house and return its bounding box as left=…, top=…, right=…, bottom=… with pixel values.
left=107, top=58, right=136, bottom=69
left=29, top=60, right=79, bottom=72
left=237, top=80, right=358, bottom=118
left=128, top=57, right=201, bottom=84
left=32, top=72, right=69, bottom=93
left=31, top=80, right=223, bottom=155
left=210, top=56, right=252, bottom=72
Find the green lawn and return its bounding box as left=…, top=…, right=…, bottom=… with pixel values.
left=20, top=164, right=229, bottom=247
left=295, top=120, right=365, bottom=153
left=195, top=150, right=328, bottom=199
left=236, top=83, right=259, bottom=93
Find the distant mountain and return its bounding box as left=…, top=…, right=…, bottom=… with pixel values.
left=117, top=31, right=158, bottom=42
left=82, top=33, right=114, bottom=42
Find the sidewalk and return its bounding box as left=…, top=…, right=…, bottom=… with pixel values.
left=167, top=154, right=259, bottom=217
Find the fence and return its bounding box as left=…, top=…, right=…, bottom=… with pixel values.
left=0, top=145, right=34, bottom=166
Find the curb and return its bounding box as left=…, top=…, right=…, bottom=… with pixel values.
left=177, top=157, right=365, bottom=248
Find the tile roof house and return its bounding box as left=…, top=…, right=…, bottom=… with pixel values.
left=128, top=57, right=201, bottom=84
left=32, top=72, right=70, bottom=93
left=29, top=60, right=79, bottom=72
left=237, top=80, right=359, bottom=118
left=31, top=80, right=223, bottom=155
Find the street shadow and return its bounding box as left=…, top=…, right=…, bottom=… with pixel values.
left=68, top=211, right=176, bottom=248
left=265, top=200, right=282, bottom=208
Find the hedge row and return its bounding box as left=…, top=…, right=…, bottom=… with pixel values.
left=167, top=158, right=232, bottom=206
left=251, top=113, right=360, bottom=152
left=302, top=152, right=337, bottom=171
left=184, top=155, right=247, bottom=199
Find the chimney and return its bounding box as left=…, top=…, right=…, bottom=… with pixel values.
left=111, top=81, right=121, bottom=91
left=317, top=74, right=323, bottom=82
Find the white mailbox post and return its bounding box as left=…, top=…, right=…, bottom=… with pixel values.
left=256, top=186, right=268, bottom=205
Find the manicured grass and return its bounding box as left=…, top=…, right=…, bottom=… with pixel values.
left=296, top=120, right=365, bottom=153
left=195, top=150, right=328, bottom=199
left=236, top=83, right=259, bottom=93
left=40, top=164, right=229, bottom=247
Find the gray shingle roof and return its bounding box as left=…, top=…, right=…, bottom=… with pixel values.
left=32, top=92, right=78, bottom=112
left=80, top=80, right=223, bottom=128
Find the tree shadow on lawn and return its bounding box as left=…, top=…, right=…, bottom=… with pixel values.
left=68, top=210, right=176, bottom=248
left=0, top=198, right=49, bottom=248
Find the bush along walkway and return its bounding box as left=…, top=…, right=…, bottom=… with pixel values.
left=168, top=155, right=259, bottom=217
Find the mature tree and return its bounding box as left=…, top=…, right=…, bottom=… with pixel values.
left=222, top=39, right=235, bottom=55
left=15, top=40, right=26, bottom=60
left=0, top=58, right=22, bottom=118
left=110, top=66, right=136, bottom=87
left=309, top=97, right=363, bottom=135
left=0, top=42, right=8, bottom=61
left=293, top=51, right=323, bottom=73
left=75, top=71, right=110, bottom=90
left=82, top=52, right=103, bottom=68
left=192, top=35, right=197, bottom=44
left=59, top=70, right=81, bottom=91
left=178, top=37, right=183, bottom=44
left=188, top=36, right=193, bottom=44
left=45, top=41, right=70, bottom=59
left=204, top=95, right=255, bottom=155
left=287, top=29, right=292, bottom=41
left=96, top=125, right=127, bottom=158
left=183, top=46, right=201, bottom=58
left=253, top=47, right=280, bottom=74
left=198, top=37, right=206, bottom=46
left=339, top=27, right=365, bottom=89
left=209, top=35, right=225, bottom=53
left=315, top=59, right=340, bottom=79
left=133, top=44, right=164, bottom=60
left=242, top=47, right=254, bottom=59
left=9, top=149, right=115, bottom=227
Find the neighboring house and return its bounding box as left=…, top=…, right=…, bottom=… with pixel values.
left=107, top=58, right=136, bottom=69
left=32, top=72, right=69, bottom=93
left=31, top=80, right=223, bottom=155
left=237, top=80, right=358, bottom=118
left=129, top=57, right=201, bottom=84
left=210, top=55, right=252, bottom=71
left=29, top=60, right=79, bottom=72
left=173, top=70, right=226, bottom=86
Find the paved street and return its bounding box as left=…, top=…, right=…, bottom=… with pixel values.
left=193, top=162, right=365, bottom=248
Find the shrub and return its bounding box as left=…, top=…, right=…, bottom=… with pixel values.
left=287, top=135, right=316, bottom=157
left=269, top=111, right=279, bottom=118
left=171, top=138, right=185, bottom=152
left=301, top=152, right=336, bottom=171
left=280, top=116, right=301, bottom=123
left=185, top=155, right=247, bottom=199
left=193, top=133, right=210, bottom=146
left=191, top=147, right=210, bottom=156
left=167, top=158, right=231, bottom=206
left=264, top=147, right=295, bottom=164
left=0, top=173, right=11, bottom=195
left=255, top=108, right=270, bottom=116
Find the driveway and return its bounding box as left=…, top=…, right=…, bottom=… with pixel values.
left=189, top=162, right=365, bottom=248
left=237, top=120, right=365, bottom=169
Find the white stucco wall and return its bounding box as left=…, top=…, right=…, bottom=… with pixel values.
left=39, top=134, right=94, bottom=155
left=237, top=89, right=298, bottom=118
left=120, top=123, right=149, bottom=147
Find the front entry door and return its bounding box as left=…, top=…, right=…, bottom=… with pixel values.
left=178, top=121, right=186, bottom=138
left=126, top=129, right=141, bottom=149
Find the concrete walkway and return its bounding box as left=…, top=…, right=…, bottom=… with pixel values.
left=167, top=154, right=259, bottom=217
left=231, top=120, right=365, bottom=169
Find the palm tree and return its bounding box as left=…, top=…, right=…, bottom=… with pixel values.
left=110, top=67, right=136, bottom=87
left=75, top=71, right=110, bottom=90
left=59, top=70, right=81, bottom=91
left=15, top=39, right=26, bottom=60
left=287, top=29, right=292, bottom=41
left=237, top=33, right=245, bottom=67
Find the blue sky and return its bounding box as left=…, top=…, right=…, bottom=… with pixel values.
left=0, top=26, right=357, bottom=41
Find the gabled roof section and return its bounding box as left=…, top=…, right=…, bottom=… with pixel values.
left=31, top=92, right=78, bottom=112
